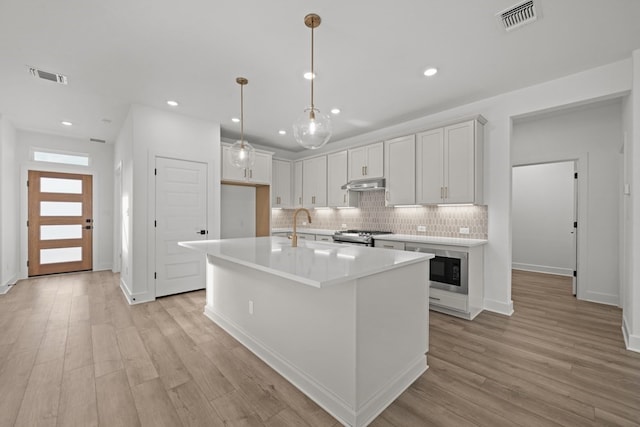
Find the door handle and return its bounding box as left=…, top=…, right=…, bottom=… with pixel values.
left=85, top=225, right=93, bottom=230
left=197, top=230, right=206, bottom=235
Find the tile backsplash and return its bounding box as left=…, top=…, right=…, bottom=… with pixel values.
left=271, top=191, right=488, bottom=239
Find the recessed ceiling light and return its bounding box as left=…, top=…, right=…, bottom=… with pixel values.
left=231, top=117, right=240, bottom=123
left=278, top=130, right=287, bottom=135
left=330, top=108, right=341, bottom=115
left=303, top=72, right=316, bottom=80
left=61, top=121, right=73, bottom=126
left=166, top=100, right=179, bottom=107
left=423, top=67, right=438, bottom=77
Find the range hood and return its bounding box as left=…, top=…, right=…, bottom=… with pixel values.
left=341, top=178, right=386, bottom=192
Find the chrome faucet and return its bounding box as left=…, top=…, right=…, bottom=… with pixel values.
left=291, top=208, right=312, bottom=247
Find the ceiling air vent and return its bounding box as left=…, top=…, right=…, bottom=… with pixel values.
left=497, top=0, right=538, bottom=32
left=28, top=67, right=68, bottom=85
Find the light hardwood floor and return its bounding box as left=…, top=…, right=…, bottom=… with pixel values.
left=0, top=270, right=638, bottom=426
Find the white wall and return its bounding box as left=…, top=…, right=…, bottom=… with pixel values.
left=115, top=104, right=220, bottom=304
left=221, top=184, right=256, bottom=239
left=15, top=130, right=114, bottom=276
left=0, top=116, right=18, bottom=292
left=622, top=49, right=640, bottom=351
left=512, top=162, right=575, bottom=276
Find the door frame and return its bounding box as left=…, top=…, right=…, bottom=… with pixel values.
left=511, top=153, right=589, bottom=301
left=20, top=165, right=100, bottom=280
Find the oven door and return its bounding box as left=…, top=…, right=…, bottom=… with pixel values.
left=332, top=239, right=369, bottom=247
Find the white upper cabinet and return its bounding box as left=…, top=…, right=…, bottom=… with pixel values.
left=384, top=135, right=416, bottom=206
left=293, top=160, right=304, bottom=208
left=303, top=156, right=327, bottom=207
left=416, top=119, right=484, bottom=204
left=221, top=144, right=272, bottom=185
left=348, top=142, right=384, bottom=181
left=327, top=151, right=358, bottom=208
left=272, top=159, right=292, bottom=207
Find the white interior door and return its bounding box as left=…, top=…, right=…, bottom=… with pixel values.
left=155, top=157, right=208, bottom=297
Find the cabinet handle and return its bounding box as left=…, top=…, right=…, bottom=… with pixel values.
left=249, top=169, right=253, bottom=179
left=385, top=190, right=389, bottom=201
left=444, top=186, right=448, bottom=199
left=365, top=165, right=368, bottom=176
left=343, top=194, right=346, bottom=203
left=299, top=197, right=302, bottom=204
left=312, top=196, right=316, bottom=204
left=244, top=169, right=247, bottom=178
left=440, top=187, right=443, bottom=199
left=362, top=166, right=365, bottom=176
left=383, top=245, right=394, bottom=249
left=429, top=297, right=441, bottom=301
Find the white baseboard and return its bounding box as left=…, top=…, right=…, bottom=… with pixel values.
left=583, top=290, right=619, bottom=307
left=0, top=275, right=18, bottom=295
left=204, top=305, right=426, bottom=427
left=119, top=278, right=154, bottom=305
left=483, top=298, right=514, bottom=316
left=622, top=317, right=640, bottom=353
left=512, top=263, right=573, bottom=277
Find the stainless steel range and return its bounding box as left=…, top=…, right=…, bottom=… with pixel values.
left=332, top=230, right=392, bottom=247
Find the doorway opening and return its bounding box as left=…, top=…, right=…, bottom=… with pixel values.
left=511, top=161, right=578, bottom=295
left=27, top=170, right=93, bottom=276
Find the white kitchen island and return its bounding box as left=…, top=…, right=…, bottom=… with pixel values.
left=179, top=236, right=432, bottom=427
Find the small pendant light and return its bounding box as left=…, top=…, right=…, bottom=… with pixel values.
left=292, top=13, right=332, bottom=150
left=229, top=77, right=256, bottom=169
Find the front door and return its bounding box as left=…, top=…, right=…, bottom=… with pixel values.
left=155, top=157, right=208, bottom=297
left=28, top=170, right=93, bottom=276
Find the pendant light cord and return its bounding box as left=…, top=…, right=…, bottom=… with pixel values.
left=310, top=23, right=315, bottom=112
left=240, top=82, right=244, bottom=148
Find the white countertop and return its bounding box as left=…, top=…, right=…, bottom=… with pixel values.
left=179, top=236, right=432, bottom=288
left=375, top=234, right=488, bottom=247
left=272, top=228, right=335, bottom=236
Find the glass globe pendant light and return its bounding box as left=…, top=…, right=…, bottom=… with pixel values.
left=229, top=77, right=256, bottom=169
left=292, top=13, right=332, bottom=150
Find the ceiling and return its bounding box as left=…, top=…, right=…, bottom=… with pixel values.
left=1, top=0, right=639, bottom=153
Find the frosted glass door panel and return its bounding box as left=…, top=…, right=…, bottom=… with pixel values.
left=40, top=224, right=83, bottom=240
left=40, top=177, right=82, bottom=194
left=40, top=247, right=82, bottom=264
left=40, top=201, right=82, bottom=216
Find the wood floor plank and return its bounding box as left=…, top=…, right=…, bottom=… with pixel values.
left=0, top=348, right=38, bottom=427
left=167, top=380, right=226, bottom=427
left=138, top=326, right=191, bottom=390
left=92, top=323, right=124, bottom=378
left=56, top=364, right=98, bottom=427
left=116, top=326, right=159, bottom=387
left=131, top=377, right=183, bottom=427
left=14, top=358, right=64, bottom=427
left=64, top=320, right=93, bottom=372
left=95, top=369, right=140, bottom=427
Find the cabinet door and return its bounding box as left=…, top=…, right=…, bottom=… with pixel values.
left=293, top=161, right=304, bottom=207
left=385, top=135, right=415, bottom=206
left=444, top=121, right=475, bottom=203
left=327, top=151, right=349, bottom=207
left=416, top=128, right=445, bottom=204
left=365, top=142, right=384, bottom=178
left=272, top=159, right=291, bottom=207
left=221, top=146, right=247, bottom=181
left=303, top=156, right=327, bottom=207
left=348, top=146, right=367, bottom=181
left=249, top=152, right=271, bottom=184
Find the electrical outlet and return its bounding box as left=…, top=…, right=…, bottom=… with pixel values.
left=341, top=223, right=347, bottom=229
left=417, top=225, right=426, bottom=232
left=460, top=227, right=470, bottom=235
left=249, top=300, right=254, bottom=315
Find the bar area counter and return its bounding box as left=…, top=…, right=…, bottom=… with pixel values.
left=179, top=237, right=432, bottom=427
